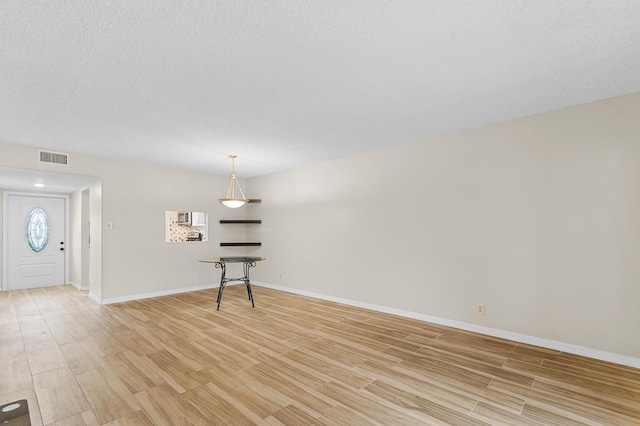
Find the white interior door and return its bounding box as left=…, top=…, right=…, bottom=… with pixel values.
left=6, top=194, right=66, bottom=290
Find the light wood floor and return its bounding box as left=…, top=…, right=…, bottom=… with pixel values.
left=1, top=285, right=639, bottom=425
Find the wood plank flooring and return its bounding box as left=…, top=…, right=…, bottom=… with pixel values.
left=1, top=285, right=639, bottom=425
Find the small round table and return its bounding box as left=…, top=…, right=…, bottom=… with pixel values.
left=198, top=256, right=266, bottom=310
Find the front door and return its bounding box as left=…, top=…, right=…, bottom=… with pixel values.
left=5, top=194, right=66, bottom=290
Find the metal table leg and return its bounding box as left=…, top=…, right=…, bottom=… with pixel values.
left=215, top=260, right=257, bottom=310
left=215, top=262, right=226, bottom=311
left=243, top=260, right=255, bottom=308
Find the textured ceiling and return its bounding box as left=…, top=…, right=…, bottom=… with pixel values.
left=1, top=1, right=640, bottom=178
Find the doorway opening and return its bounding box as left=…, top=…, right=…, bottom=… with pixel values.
left=1, top=168, right=100, bottom=296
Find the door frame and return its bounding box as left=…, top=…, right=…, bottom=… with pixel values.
left=2, top=191, right=70, bottom=291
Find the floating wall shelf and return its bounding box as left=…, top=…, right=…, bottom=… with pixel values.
left=220, top=199, right=262, bottom=247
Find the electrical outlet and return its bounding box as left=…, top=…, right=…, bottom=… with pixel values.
left=476, top=304, right=485, bottom=315
left=279, top=273, right=283, bottom=281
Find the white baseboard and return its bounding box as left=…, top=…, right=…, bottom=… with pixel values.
left=96, top=282, right=220, bottom=305
left=253, top=281, right=640, bottom=370
left=88, top=292, right=100, bottom=304
left=68, top=281, right=89, bottom=291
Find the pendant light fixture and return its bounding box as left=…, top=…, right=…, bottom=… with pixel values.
left=219, top=154, right=249, bottom=208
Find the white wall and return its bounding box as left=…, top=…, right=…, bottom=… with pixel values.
left=0, top=141, right=248, bottom=302
left=81, top=188, right=90, bottom=287
left=248, top=93, right=640, bottom=360
left=88, top=179, right=102, bottom=300
left=69, top=189, right=82, bottom=286
left=69, top=188, right=91, bottom=289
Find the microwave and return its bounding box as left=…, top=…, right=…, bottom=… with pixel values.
left=177, top=211, right=191, bottom=224
left=177, top=211, right=206, bottom=226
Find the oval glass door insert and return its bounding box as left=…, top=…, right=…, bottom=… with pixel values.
left=26, top=207, right=50, bottom=253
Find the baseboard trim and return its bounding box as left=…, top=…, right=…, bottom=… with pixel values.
left=253, top=281, right=640, bottom=370
left=68, top=281, right=89, bottom=291
left=88, top=292, right=100, bottom=304
left=97, top=283, right=220, bottom=305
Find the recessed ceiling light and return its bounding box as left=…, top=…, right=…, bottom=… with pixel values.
left=34, top=183, right=45, bottom=187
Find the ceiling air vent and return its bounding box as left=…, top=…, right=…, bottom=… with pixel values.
left=38, top=150, right=69, bottom=165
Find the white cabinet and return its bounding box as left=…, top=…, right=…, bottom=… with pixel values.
left=191, top=211, right=206, bottom=226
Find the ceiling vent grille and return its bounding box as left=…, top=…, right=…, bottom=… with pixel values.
left=38, top=150, right=69, bottom=165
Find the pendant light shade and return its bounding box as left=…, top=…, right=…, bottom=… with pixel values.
left=219, top=154, right=249, bottom=208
